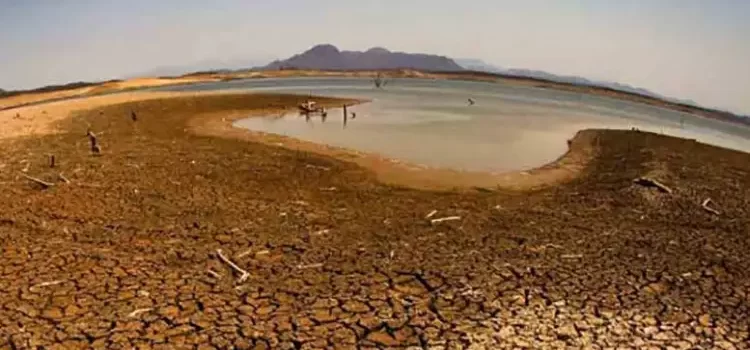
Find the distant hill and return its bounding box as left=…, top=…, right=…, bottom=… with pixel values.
left=456, top=58, right=664, bottom=98
left=128, top=58, right=271, bottom=79
left=261, top=44, right=464, bottom=71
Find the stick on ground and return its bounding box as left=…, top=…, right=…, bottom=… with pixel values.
left=127, top=308, right=152, bottom=318
left=57, top=173, right=70, bottom=184
left=431, top=216, right=461, bottom=224
left=216, top=249, right=249, bottom=283
left=21, top=173, right=55, bottom=189
left=633, top=177, right=673, bottom=194
left=701, top=198, right=720, bottom=215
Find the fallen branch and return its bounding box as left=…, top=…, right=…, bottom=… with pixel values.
left=57, top=173, right=70, bottom=184
left=21, top=173, right=55, bottom=189
left=206, top=269, right=222, bottom=279
left=633, top=177, right=672, bottom=194
left=297, top=263, right=324, bottom=270
left=430, top=216, right=461, bottom=225
left=127, top=308, right=152, bottom=318
left=29, top=280, right=65, bottom=292
left=216, top=249, right=249, bottom=283
left=701, top=198, right=720, bottom=216
left=561, top=254, right=584, bottom=260
left=425, top=210, right=438, bottom=219
left=235, top=249, right=254, bottom=259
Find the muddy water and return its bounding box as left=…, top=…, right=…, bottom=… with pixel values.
left=159, top=77, right=750, bottom=172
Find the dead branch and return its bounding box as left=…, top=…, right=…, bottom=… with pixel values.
left=29, top=280, right=64, bottom=292
left=430, top=216, right=461, bottom=225
left=206, top=269, right=222, bottom=279
left=633, top=177, right=672, bottom=194
left=21, top=173, right=55, bottom=189
left=216, top=249, right=249, bottom=283
left=701, top=198, right=720, bottom=215
left=235, top=249, right=254, bottom=259
left=127, top=308, right=153, bottom=318
left=297, top=263, right=324, bottom=270
left=87, top=130, right=101, bottom=155
left=57, top=173, right=70, bottom=184
left=561, top=254, right=584, bottom=260
left=425, top=210, right=438, bottom=219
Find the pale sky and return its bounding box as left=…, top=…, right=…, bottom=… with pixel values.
left=1, top=0, right=749, bottom=114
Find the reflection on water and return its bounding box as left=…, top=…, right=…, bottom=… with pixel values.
left=158, top=77, right=750, bottom=172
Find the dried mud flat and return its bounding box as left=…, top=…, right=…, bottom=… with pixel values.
left=0, top=92, right=748, bottom=349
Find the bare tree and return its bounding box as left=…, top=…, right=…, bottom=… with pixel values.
left=373, top=73, right=388, bottom=89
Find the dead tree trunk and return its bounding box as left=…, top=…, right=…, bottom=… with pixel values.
left=343, top=105, right=348, bottom=128
left=87, top=130, right=101, bottom=155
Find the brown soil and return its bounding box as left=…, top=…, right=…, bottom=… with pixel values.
left=0, top=92, right=749, bottom=349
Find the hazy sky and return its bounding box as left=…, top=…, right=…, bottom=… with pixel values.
left=1, top=0, right=749, bottom=114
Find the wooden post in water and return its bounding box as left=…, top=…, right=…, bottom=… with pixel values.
left=343, top=105, right=348, bottom=128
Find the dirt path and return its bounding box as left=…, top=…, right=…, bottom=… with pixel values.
left=0, top=93, right=748, bottom=349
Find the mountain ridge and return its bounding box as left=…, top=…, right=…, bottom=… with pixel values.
left=260, top=44, right=463, bottom=71
left=454, top=58, right=704, bottom=109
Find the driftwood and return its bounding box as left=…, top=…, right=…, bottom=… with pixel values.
left=87, top=130, right=101, bottom=154
left=430, top=216, right=461, bottom=224
left=561, top=254, right=584, bottom=260
left=701, top=198, right=720, bottom=215
left=216, top=249, right=249, bottom=283
left=29, top=280, right=64, bottom=292
left=633, top=177, right=672, bottom=194
left=297, top=263, right=324, bottom=270
left=57, top=173, right=70, bottom=184
left=21, top=173, right=54, bottom=189
left=127, top=308, right=152, bottom=318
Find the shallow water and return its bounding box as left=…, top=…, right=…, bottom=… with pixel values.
left=157, top=78, right=750, bottom=172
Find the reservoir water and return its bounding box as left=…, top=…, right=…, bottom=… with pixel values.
left=157, top=77, right=750, bottom=172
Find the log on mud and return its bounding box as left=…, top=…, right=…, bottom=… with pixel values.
left=633, top=177, right=672, bottom=194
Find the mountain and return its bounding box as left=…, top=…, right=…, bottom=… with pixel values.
left=261, top=44, right=463, bottom=71
left=454, top=58, right=505, bottom=73
left=455, top=58, right=687, bottom=103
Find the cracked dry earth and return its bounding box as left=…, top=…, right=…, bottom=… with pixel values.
left=0, top=93, right=749, bottom=349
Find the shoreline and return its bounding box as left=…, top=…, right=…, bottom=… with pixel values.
left=188, top=99, right=598, bottom=191
left=2, top=70, right=746, bottom=129
left=1, top=90, right=597, bottom=191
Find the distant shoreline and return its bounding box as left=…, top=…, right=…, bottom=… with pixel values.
left=2, top=69, right=748, bottom=128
